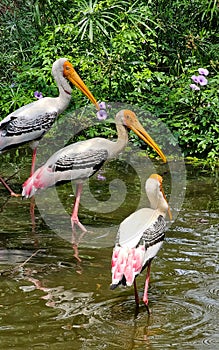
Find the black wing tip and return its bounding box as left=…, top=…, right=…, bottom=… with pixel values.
left=110, top=283, right=119, bottom=290
left=110, top=275, right=127, bottom=290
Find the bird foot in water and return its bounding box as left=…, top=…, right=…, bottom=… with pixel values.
left=71, top=216, right=87, bottom=233
left=71, top=217, right=94, bottom=262
left=71, top=222, right=87, bottom=263
left=10, top=192, right=21, bottom=197
left=72, top=243, right=82, bottom=263
left=144, top=302, right=151, bottom=315
left=0, top=177, right=21, bottom=197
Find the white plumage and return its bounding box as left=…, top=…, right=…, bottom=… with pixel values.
left=22, top=110, right=167, bottom=234
left=0, top=58, right=98, bottom=196
left=111, top=174, right=172, bottom=313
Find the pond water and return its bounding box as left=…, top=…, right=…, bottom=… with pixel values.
left=0, top=153, right=218, bottom=350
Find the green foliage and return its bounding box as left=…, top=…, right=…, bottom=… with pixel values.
left=0, top=0, right=218, bottom=167
left=149, top=0, right=219, bottom=73
left=72, top=0, right=121, bottom=42
left=160, top=69, right=219, bottom=167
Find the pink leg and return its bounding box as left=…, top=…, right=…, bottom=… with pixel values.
left=71, top=183, right=87, bottom=233
left=72, top=243, right=82, bottom=263
left=134, top=279, right=140, bottom=306
left=30, top=196, right=36, bottom=232
left=30, top=147, right=37, bottom=176
left=28, top=147, right=37, bottom=232
left=0, top=147, right=37, bottom=197
left=71, top=183, right=87, bottom=262
left=0, top=176, right=20, bottom=197
left=143, top=261, right=152, bottom=314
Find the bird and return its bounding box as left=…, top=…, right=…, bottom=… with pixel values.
left=110, top=173, right=172, bottom=314
left=0, top=58, right=99, bottom=196
left=22, top=110, right=167, bottom=235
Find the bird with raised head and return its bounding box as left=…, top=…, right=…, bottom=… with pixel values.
left=110, top=173, right=172, bottom=314
left=0, top=58, right=99, bottom=196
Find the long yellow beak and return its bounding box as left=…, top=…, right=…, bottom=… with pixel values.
left=63, top=61, right=100, bottom=110
left=130, top=119, right=167, bottom=163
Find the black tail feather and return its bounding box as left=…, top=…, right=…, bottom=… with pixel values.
left=110, top=275, right=127, bottom=290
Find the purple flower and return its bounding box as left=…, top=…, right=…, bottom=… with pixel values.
left=98, top=101, right=106, bottom=110
left=197, top=75, right=208, bottom=86
left=191, top=74, right=208, bottom=86
left=97, top=110, right=108, bottom=120
left=190, top=84, right=200, bottom=91
left=191, top=75, right=199, bottom=84
left=97, top=174, right=106, bottom=181
left=34, top=91, right=43, bottom=99
left=198, top=68, right=209, bottom=76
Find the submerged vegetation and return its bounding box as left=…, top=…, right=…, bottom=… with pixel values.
left=0, top=0, right=218, bottom=168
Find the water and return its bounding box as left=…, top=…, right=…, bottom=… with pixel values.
left=0, top=154, right=218, bottom=350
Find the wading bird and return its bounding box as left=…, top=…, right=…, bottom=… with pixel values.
left=22, top=110, right=167, bottom=235
left=0, top=58, right=99, bottom=196
left=110, top=173, right=172, bottom=314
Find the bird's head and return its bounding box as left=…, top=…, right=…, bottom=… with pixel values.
left=117, top=109, right=167, bottom=163
left=147, top=174, right=172, bottom=220
left=52, top=58, right=100, bottom=110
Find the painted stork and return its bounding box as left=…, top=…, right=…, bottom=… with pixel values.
left=22, top=110, right=167, bottom=235
left=110, top=173, right=172, bottom=314
left=0, top=58, right=99, bottom=196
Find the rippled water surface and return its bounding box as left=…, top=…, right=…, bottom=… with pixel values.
left=0, top=158, right=218, bottom=350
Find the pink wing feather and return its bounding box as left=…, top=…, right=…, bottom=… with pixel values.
left=22, top=165, right=52, bottom=198
left=111, top=244, right=145, bottom=287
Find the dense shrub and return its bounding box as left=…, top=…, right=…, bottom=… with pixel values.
left=0, top=0, right=218, bottom=167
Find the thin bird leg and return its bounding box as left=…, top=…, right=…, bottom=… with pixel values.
left=30, top=197, right=36, bottom=232
left=72, top=242, right=82, bottom=263
left=28, top=148, right=37, bottom=232
left=0, top=176, right=20, bottom=197
left=143, top=261, right=152, bottom=315
left=71, top=183, right=87, bottom=233
left=30, top=147, right=37, bottom=176
left=134, top=278, right=140, bottom=306
left=71, top=183, right=88, bottom=262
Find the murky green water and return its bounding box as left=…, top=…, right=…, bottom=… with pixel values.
left=0, top=154, right=218, bottom=350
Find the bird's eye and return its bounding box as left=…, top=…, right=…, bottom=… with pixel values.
left=65, top=66, right=70, bottom=70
